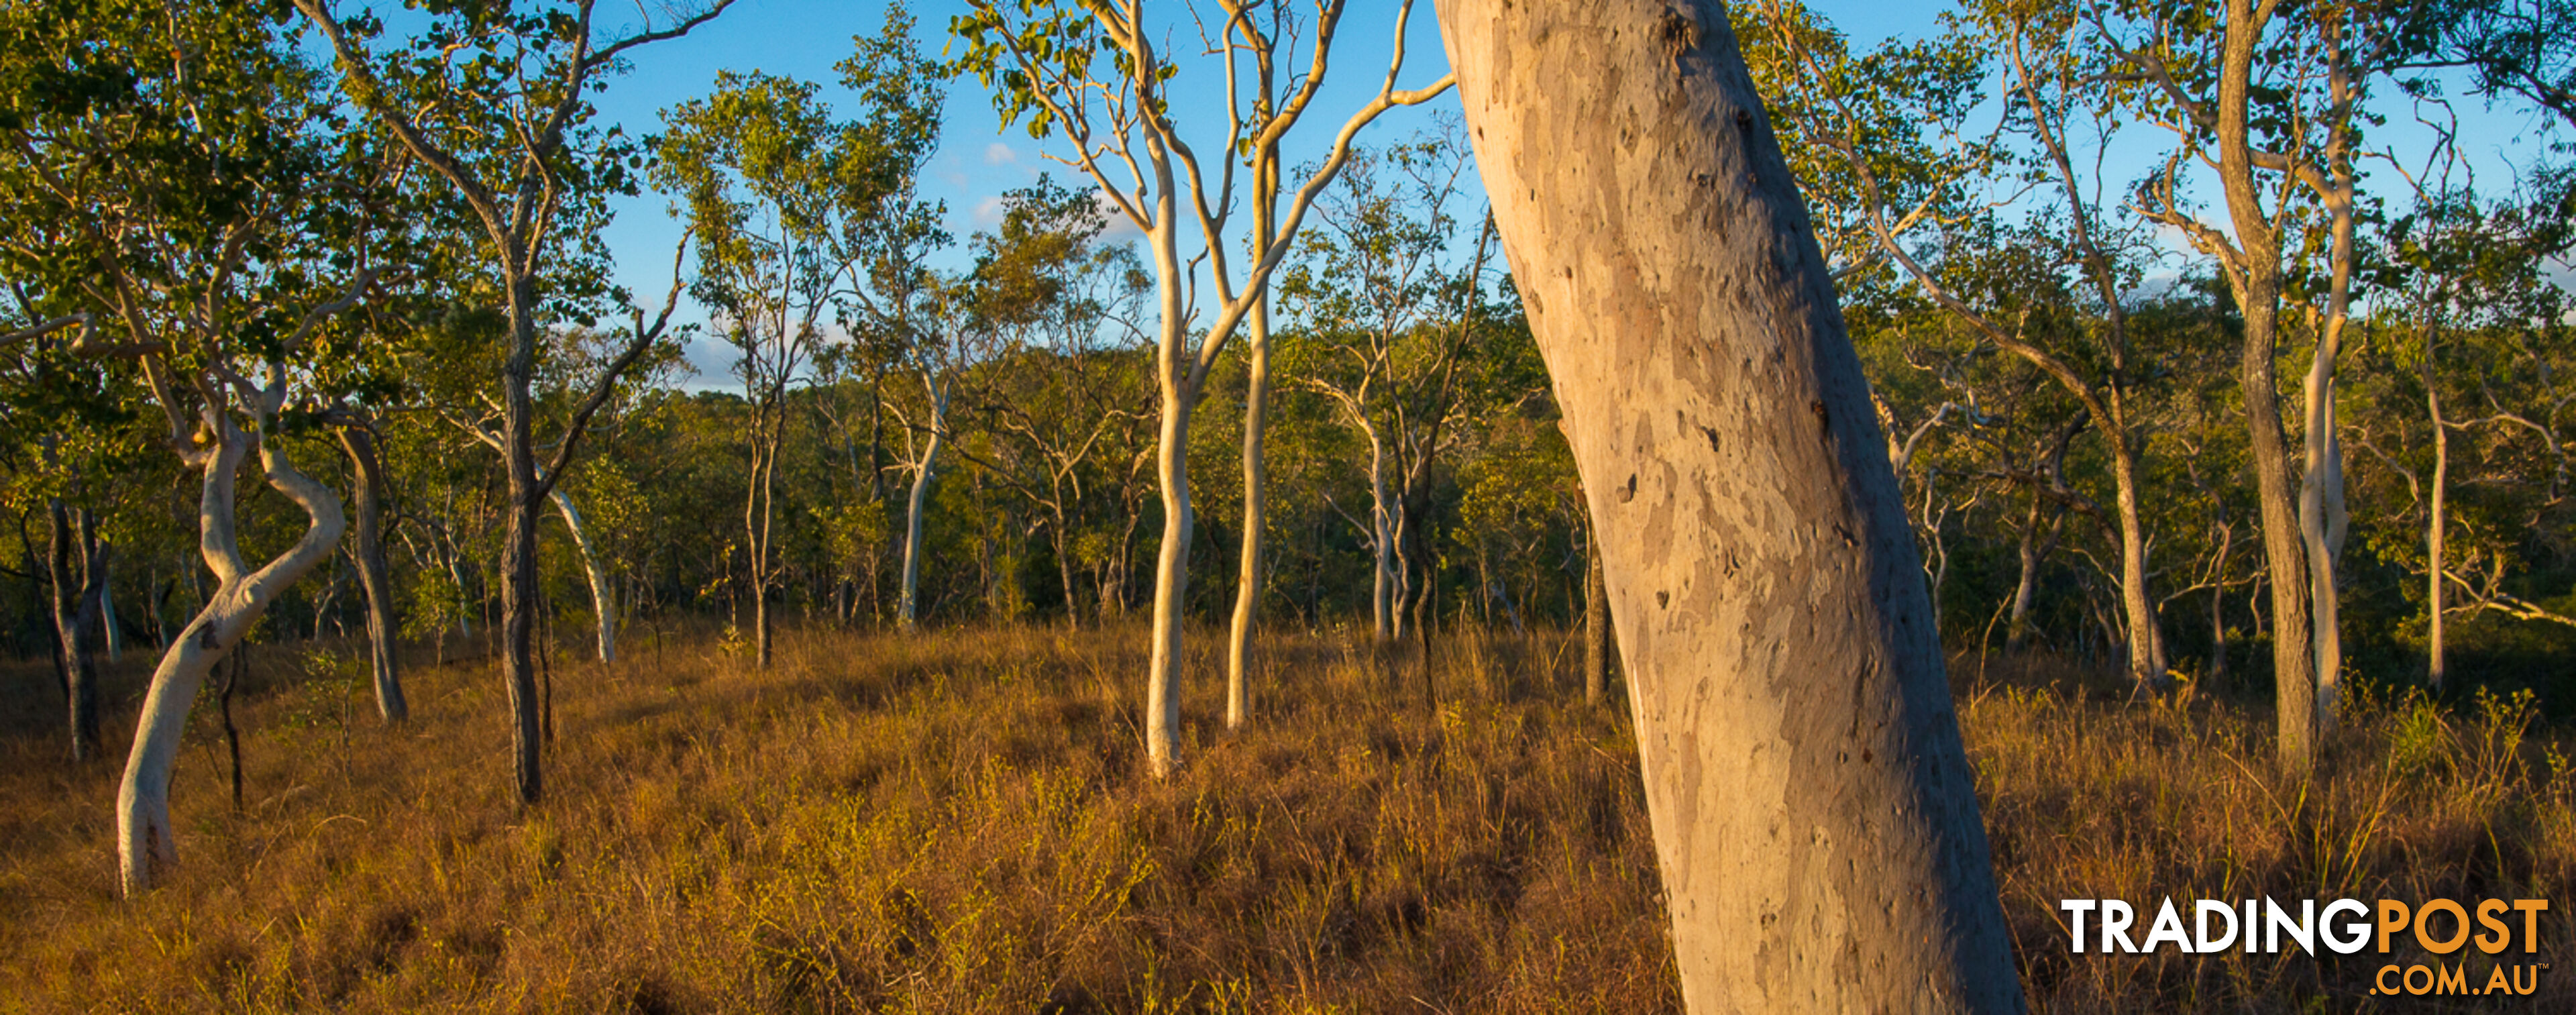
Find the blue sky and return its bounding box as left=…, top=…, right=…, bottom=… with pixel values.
left=560, top=1, right=2560, bottom=380
left=576, top=1, right=1943, bottom=380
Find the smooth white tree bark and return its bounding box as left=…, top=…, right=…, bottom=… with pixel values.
left=99, top=557, right=121, bottom=663
left=896, top=375, right=950, bottom=631
left=955, top=0, right=1450, bottom=779
left=1142, top=207, right=1189, bottom=778
left=118, top=415, right=345, bottom=895
left=1438, top=1, right=2023, bottom=1008
left=2297, top=158, right=2355, bottom=735
left=2424, top=323, right=2449, bottom=689
left=458, top=423, right=617, bottom=662
left=1226, top=294, right=1273, bottom=728
left=548, top=484, right=616, bottom=663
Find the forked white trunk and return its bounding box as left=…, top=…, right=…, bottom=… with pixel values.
left=898, top=378, right=949, bottom=631
left=117, top=421, right=345, bottom=895
left=1438, top=1, right=2021, bottom=1008
left=2299, top=156, right=2355, bottom=739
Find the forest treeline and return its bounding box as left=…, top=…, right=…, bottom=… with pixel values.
left=3, top=0, right=2573, bottom=895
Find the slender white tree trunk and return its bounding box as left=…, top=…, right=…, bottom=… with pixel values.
left=2424, top=327, right=2447, bottom=689
left=1144, top=205, right=1191, bottom=778
left=547, top=486, right=616, bottom=663
left=747, top=427, right=774, bottom=668
left=445, top=543, right=472, bottom=639
left=118, top=421, right=344, bottom=895
left=1438, top=1, right=2022, bottom=1008
left=898, top=377, right=949, bottom=631
left=1145, top=381, right=1193, bottom=778
left=1226, top=297, right=1272, bottom=729
left=2006, top=498, right=2049, bottom=653
left=100, top=559, right=122, bottom=663
left=2108, top=434, right=2165, bottom=686
left=2300, top=268, right=2351, bottom=738
left=1366, top=427, right=1395, bottom=643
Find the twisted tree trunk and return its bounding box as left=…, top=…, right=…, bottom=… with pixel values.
left=1438, top=1, right=2023, bottom=1008
left=118, top=419, right=343, bottom=894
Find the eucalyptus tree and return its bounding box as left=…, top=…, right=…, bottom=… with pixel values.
left=654, top=13, right=939, bottom=664
left=2367, top=180, right=2576, bottom=663
left=43, top=495, right=109, bottom=757
left=971, top=177, right=1152, bottom=627
left=841, top=191, right=960, bottom=631
left=0, top=326, right=133, bottom=759
left=387, top=170, right=659, bottom=671
left=435, top=320, right=682, bottom=667
left=1436, top=0, right=2021, bottom=1009
left=1279, top=134, right=1489, bottom=647
left=2436, top=0, right=2576, bottom=129
left=952, top=0, right=1452, bottom=772
left=295, top=0, right=724, bottom=803
left=0, top=0, right=387, bottom=894
left=309, top=291, right=431, bottom=719
left=2098, top=0, right=2435, bottom=769
left=1743, top=0, right=2183, bottom=692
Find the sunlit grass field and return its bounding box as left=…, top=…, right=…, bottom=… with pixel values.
left=1, top=625, right=2569, bottom=1012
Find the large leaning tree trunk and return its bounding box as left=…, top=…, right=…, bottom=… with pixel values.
left=120, top=409, right=346, bottom=894
left=1438, top=1, right=2023, bottom=1010
left=336, top=423, right=408, bottom=719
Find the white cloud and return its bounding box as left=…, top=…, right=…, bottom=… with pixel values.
left=971, top=194, right=1010, bottom=227
left=1089, top=188, right=1143, bottom=242
left=983, top=141, right=1019, bottom=166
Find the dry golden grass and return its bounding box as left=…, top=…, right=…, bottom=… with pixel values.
left=0, top=629, right=2567, bottom=1012
left=1968, top=653, right=2576, bottom=1012
left=0, top=625, right=1672, bottom=1014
